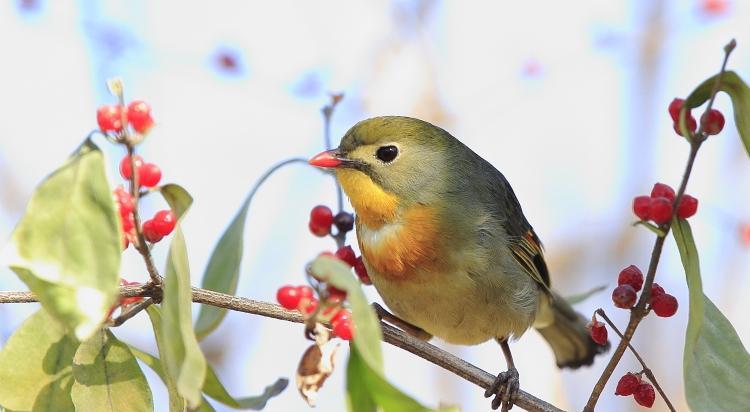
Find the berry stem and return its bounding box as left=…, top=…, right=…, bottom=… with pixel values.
left=111, top=298, right=155, bottom=327
left=126, top=143, right=162, bottom=285
left=584, top=40, right=735, bottom=411
left=595, top=309, right=676, bottom=412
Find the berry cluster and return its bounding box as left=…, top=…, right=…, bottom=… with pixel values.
left=611, top=265, right=678, bottom=317
left=633, top=183, right=698, bottom=225
left=668, top=98, right=724, bottom=137
left=616, top=372, right=655, bottom=408
left=97, top=100, right=154, bottom=135
left=112, top=153, right=175, bottom=248
left=276, top=284, right=354, bottom=340
left=308, top=205, right=370, bottom=285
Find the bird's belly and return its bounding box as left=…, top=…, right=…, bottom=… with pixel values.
left=370, top=267, right=538, bottom=345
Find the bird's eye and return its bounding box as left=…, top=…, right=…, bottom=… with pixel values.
left=376, top=145, right=398, bottom=163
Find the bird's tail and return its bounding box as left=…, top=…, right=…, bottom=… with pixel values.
left=534, top=292, right=610, bottom=368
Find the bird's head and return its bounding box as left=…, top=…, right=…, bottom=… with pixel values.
left=309, top=116, right=456, bottom=226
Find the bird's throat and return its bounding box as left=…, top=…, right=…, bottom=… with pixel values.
left=335, top=169, right=399, bottom=228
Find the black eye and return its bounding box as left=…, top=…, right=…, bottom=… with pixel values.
left=376, top=145, right=398, bottom=163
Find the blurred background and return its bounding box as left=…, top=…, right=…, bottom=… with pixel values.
left=1, top=0, right=749, bottom=411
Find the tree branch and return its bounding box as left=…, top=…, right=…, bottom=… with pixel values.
left=0, top=287, right=562, bottom=412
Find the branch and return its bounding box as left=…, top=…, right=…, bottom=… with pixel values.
left=583, top=39, right=736, bottom=411
left=595, top=309, right=675, bottom=411
left=0, top=287, right=562, bottom=412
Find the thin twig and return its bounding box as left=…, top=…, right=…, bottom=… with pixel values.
left=583, top=39, right=736, bottom=411
left=0, top=287, right=561, bottom=412
left=127, top=144, right=162, bottom=285
left=112, top=298, right=154, bottom=327
left=595, top=309, right=676, bottom=412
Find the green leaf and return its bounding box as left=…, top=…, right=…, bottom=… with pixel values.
left=0, top=309, right=78, bottom=411
left=194, top=199, right=251, bottom=340
left=160, top=228, right=207, bottom=408
left=129, top=343, right=287, bottom=411
left=684, top=70, right=750, bottom=156
left=309, top=256, right=383, bottom=372
left=4, top=140, right=121, bottom=340
left=160, top=184, right=193, bottom=221
left=71, top=329, right=153, bottom=411
left=203, top=367, right=288, bottom=410
left=129, top=343, right=214, bottom=412
left=346, top=347, right=458, bottom=412
left=564, top=285, right=607, bottom=305
left=672, top=219, right=750, bottom=411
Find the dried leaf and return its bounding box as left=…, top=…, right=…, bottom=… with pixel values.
left=295, top=325, right=339, bottom=407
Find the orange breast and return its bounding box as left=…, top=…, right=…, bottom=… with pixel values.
left=358, top=205, right=442, bottom=281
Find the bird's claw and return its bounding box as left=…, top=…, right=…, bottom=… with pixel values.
left=484, top=367, right=519, bottom=411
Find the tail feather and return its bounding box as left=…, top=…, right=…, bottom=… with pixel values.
left=535, top=292, right=610, bottom=369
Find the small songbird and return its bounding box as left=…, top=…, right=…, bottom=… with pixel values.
left=309, top=116, right=608, bottom=410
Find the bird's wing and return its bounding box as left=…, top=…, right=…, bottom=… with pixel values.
left=479, top=161, right=552, bottom=292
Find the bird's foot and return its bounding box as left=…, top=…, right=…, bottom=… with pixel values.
left=484, top=367, right=519, bottom=412
left=371, top=302, right=432, bottom=341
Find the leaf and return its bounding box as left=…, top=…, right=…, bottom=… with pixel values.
left=194, top=157, right=308, bottom=340
left=71, top=329, right=153, bottom=411
left=684, top=70, right=750, bottom=156
left=194, top=200, right=251, bottom=340
left=4, top=140, right=121, bottom=340
left=0, top=309, right=78, bottom=411
left=672, top=219, right=750, bottom=411
left=129, top=343, right=213, bottom=412
left=130, top=343, right=287, bottom=411
left=564, top=285, right=607, bottom=305
left=160, top=228, right=207, bottom=408
left=160, top=184, right=193, bottom=221
left=203, top=364, right=288, bottom=410
left=309, top=256, right=383, bottom=371
left=346, top=346, right=458, bottom=412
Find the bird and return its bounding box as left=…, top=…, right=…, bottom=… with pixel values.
left=309, top=116, right=609, bottom=411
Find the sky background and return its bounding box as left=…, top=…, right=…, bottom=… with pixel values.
left=1, top=1, right=749, bottom=411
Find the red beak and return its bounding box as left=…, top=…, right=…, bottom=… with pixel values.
left=309, top=149, right=342, bottom=168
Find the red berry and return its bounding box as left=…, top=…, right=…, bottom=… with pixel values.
left=297, top=285, right=314, bottom=299
left=618, top=265, right=644, bottom=291
left=335, top=246, right=358, bottom=267
left=634, top=382, right=655, bottom=408
left=353, top=256, right=372, bottom=285
left=673, top=114, right=697, bottom=137
left=113, top=186, right=135, bottom=217
left=332, top=317, right=354, bottom=340
left=302, top=297, right=319, bottom=314
left=142, top=219, right=163, bottom=243
left=701, top=109, right=725, bottom=135
left=152, top=210, right=176, bottom=236
left=138, top=163, right=162, bottom=188
left=649, top=197, right=673, bottom=225
left=676, top=194, right=698, bottom=219
left=650, top=183, right=676, bottom=202
left=633, top=196, right=652, bottom=220
left=97, top=105, right=125, bottom=132
left=612, top=284, right=638, bottom=309
left=587, top=320, right=608, bottom=346
left=740, top=224, right=750, bottom=247
left=127, top=100, right=154, bottom=134
left=276, top=285, right=302, bottom=310
left=615, top=373, right=642, bottom=396
left=122, top=233, right=130, bottom=250
left=119, top=155, right=144, bottom=180
left=330, top=309, right=351, bottom=325
left=309, top=205, right=333, bottom=237
left=121, top=212, right=135, bottom=233
left=668, top=98, right=685, bottom=122
left=651, top=283, right=665, bottom=297
left=652, top=293, right=678, bottom=317
left=327, top=285, right=347, bottom=301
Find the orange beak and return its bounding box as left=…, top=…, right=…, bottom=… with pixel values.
left=309, top=149, right=343, bottom=168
